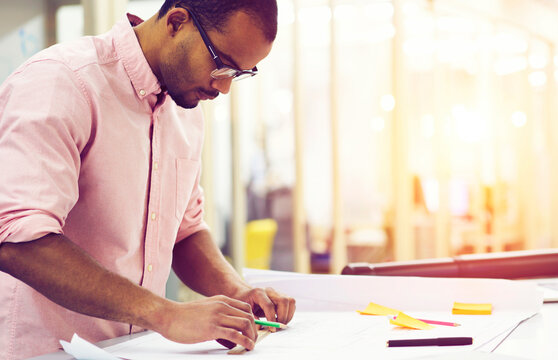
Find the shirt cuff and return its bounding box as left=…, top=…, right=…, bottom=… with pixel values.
left=176, top=220, right=210, bottom=244
left=0, top=211, right=63, bottom=244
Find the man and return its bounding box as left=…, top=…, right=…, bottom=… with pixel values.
left=0, top=0, right=295, bottom=359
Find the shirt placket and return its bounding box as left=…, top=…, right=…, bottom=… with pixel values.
left=131, top=94, right=164, bottom=335
left=142, top=107, right=162, bottom=289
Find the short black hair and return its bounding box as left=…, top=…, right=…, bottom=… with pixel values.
left=157, top=0, right=278, bottom=42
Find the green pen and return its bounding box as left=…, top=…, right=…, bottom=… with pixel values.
left=255, top=319, right=288, bottom=329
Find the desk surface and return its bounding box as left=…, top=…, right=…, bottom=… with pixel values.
left=29, top=303, right=557, bottom=360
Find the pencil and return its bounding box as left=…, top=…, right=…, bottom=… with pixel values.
left=390, top=315, right=460, bottom=327
left=386, top=337, right=473, bottom=347
left=417, top=318, right=461, bottom=327
left=255, top=319, right=288, bottom=329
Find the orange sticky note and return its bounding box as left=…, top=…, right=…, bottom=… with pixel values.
left=390, top=312, right=435, bottom=330
left=357, top=302, right=400, bottom=316
left=452, top=302, right=492, bottom=315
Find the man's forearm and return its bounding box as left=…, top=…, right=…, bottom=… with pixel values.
left=0, top=233, right=261, bottom=349
left=172, top=230, right=250, bottom=298
left=172, top=230, right=297, bottom=326
left=0, top=233, right=170, bottom=331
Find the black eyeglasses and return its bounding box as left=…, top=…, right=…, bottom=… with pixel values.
left=177, top=5, right=258, bottom=81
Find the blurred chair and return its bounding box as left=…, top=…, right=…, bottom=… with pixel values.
left=245, top=219, right=278, bottom=269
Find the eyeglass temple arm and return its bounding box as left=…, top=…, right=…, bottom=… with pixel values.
left=180, top=6, right=257, bottom=74
left=181, top=7, right=225, bottom=68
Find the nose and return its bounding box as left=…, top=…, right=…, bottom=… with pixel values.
left=210, top=77, right=233, bottom=95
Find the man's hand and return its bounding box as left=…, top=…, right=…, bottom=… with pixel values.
left=170, top=230, right=296, bottom=347
left=233, top=287, right=296, bottom=326
left=156, top=295, right=258, bottom=350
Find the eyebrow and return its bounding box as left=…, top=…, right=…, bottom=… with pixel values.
left=218, top=49, right=242, bottom=70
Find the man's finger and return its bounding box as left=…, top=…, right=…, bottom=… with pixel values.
left=254, top=289, right=277, bottom=325
left=286, top=298, right=296, bottom=323
left=216, top=327, right=255, bottom=350
left=213, top=295, right=253, bottom=314
left=218, top=315, right=257, bottom=341
left=266, top=288, right=289, bottom=324
left=265, top=288, right=296, bottom=324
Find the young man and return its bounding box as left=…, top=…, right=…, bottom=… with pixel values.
left=0, top=1, right=295, bottom=359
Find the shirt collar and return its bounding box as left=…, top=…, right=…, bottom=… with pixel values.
left=113, top=13, right=162, bottom=99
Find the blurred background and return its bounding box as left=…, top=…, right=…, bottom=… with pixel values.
left=2, top=0, right=558, bottom=295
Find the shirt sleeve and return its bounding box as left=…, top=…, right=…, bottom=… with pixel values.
left=0, top=59, right=92, bottom=244
left=175, top=162, right=209, bottom=243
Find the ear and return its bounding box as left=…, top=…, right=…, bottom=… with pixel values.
left=165, top=7, right=191, bottom=36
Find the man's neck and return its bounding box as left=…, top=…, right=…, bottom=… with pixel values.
left=133, top=15, right=163, bottom=81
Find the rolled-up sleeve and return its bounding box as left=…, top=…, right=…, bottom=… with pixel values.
left=0, top=60, right=91, bottom=244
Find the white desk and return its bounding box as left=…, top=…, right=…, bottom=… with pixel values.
left=29, top=306, right=555, bottom=360
left=28, top=275, right=555, bottom=360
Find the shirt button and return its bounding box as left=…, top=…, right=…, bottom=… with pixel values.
left=153, top=162, right=159, bottom=170
left=151, top=212, right=156, bottom=220
left=139, top=89, right=146, bottom=96
left=147, top=264, right=153, bottom=272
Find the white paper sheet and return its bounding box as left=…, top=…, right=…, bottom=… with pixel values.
left=242, top=269, right=543, bottom=357
left=415, top=351, right=528, bottom=359
left=242, top=269, right=543, bottom=314
left=106, top=311, right=534, bottom=360
left=60, top=334, right=121, bottom=360
left=61, top=271, right=543, bottom=359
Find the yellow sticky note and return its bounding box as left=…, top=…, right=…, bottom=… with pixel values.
left=390, top=312, right=435, bottom=330
left=357, top=302, right=400, bottom=316
left=452, top=302, right=492, bottom=315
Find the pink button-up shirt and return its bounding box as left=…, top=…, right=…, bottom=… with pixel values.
left=0, top=14, right=208, bottom=359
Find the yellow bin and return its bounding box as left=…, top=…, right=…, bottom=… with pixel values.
left=245, top=219, right=278, bottom=269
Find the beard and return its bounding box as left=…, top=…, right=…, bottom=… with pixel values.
left=158, top=41, right=221, bottom=109
left=160, top=64, right=220, bottom=109
left=167, top=86, right=219, bottom=109
left=158, top=45, right=198, bottom=109
left=159, top=65, right=197, bottom=109
left=166, top=88, right=198, bottom=109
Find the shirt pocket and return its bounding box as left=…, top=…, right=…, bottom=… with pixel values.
left=175, top=158, right=200, bottom=221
